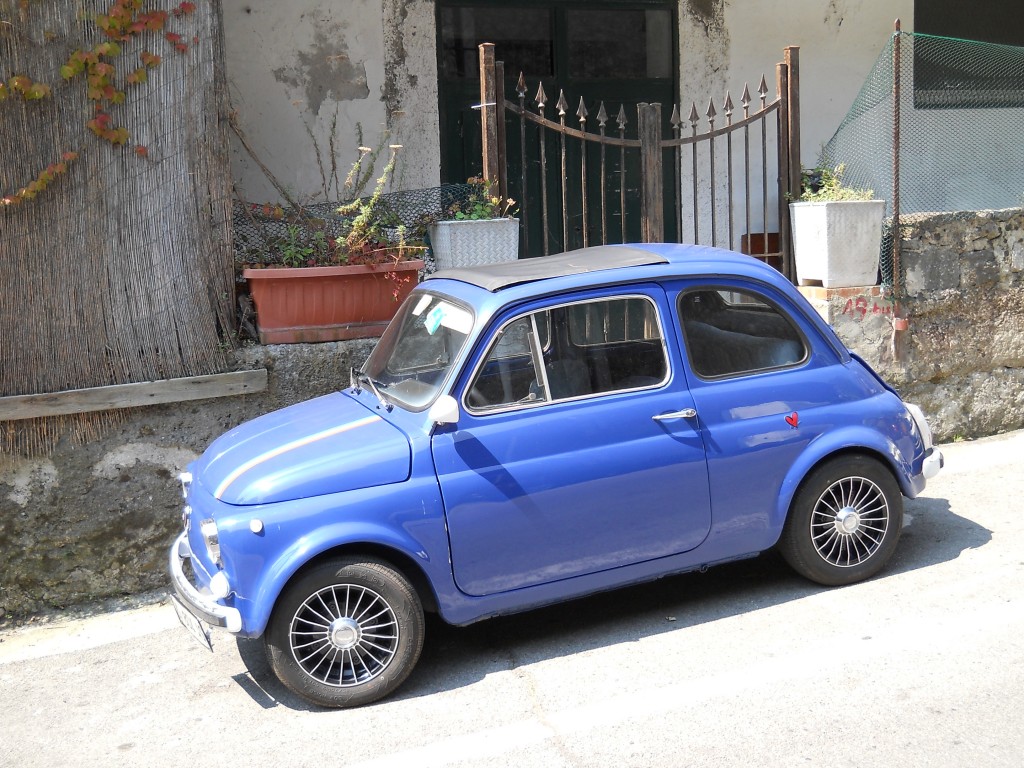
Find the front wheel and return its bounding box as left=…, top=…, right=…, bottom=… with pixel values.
left=264, top=557, right=425, bottom=708
left=779, top=455, right=903, bottom=586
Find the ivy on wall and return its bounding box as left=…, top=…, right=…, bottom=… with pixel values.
left=1, top=0, right=198, bottom=205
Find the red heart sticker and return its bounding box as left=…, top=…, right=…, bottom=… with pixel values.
left=785, top=412, right=799, bottom=428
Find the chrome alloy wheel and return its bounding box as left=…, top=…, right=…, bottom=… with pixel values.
left=288, top=584, right=400, bottom=687
left=809, top=475, right=890, bottom=568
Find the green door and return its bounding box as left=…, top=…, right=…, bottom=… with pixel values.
left=438, top=1, right=679, bottom=256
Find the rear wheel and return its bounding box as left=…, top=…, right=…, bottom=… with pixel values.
left=264, top=557, right=425, bottom=708
left=779, top=455, right=903, bottom=586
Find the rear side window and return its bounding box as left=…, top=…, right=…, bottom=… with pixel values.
left=678, top=288, right=806, bottom=379
left=466, top=295, right=668, bottom=412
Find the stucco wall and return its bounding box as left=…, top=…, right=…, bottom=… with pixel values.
left=679, top=0, right=912, bottom=243
left=224, top=0, right=439, bottom=204
left=224, top=1, right=907, bottom=206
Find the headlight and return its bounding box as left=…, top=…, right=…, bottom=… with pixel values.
left=199, top=518, right=222, bottom=567
left=905, top=403, right=934, bottom=451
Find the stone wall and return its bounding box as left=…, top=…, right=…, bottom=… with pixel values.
left=801, top=208, right=1024, bottom=441
left=0, top=340, right=374, bottom=620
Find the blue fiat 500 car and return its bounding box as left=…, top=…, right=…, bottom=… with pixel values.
left=170, top=243, right=943, bottom=708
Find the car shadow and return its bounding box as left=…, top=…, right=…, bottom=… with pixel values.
left=230, top=494, right=988, bottom=711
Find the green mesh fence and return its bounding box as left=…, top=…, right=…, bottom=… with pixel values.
left=819, top=32, right=1024, bottom=289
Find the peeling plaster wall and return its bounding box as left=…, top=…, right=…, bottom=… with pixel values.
left=221, top=1, right=906, bottom=208
left=723, top=0, right=912, bottom=168
left=382, top=0, right=441, bottom=191
left=223, top=1, right=440, bottom=204
left=678, top=0, right=912, bottom=242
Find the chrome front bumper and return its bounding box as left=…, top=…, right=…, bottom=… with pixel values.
left=169, top=531, right=242, bottom=633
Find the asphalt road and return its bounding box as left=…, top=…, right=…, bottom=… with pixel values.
left=2, top=430, right=1022, bottom=768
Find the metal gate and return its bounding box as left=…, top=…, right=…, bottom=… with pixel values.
left=478, top=44, right=802, bottom=281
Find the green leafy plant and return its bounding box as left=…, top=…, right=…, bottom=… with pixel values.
left=279, top=225, right=315, bottom=267
left=241, top=142, right=426, bottom=277
left=445, top=176, right=517, bottom=220
left=799, top=164, right=875, bottom=202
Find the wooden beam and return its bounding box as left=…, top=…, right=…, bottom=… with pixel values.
left=0, top=369, right=269, bottom=422
left=479, top=43, right=499, bottom=186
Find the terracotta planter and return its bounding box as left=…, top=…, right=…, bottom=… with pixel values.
left=243, top=261, right=424, bottom=344
left=429, top=218, right=520, bottom=270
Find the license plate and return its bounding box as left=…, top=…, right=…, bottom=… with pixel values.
left=171, top=594, right=214, bottom=652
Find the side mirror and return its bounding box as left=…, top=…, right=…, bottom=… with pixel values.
left=427, top=394, right=460, bottom=426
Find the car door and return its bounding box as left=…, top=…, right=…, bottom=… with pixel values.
left=430, top=286, right=711, bottom=597
left=670, top=280, right=842, bottom=548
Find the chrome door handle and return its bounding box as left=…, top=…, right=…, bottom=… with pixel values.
left=652, top=408, right=697, bottom=421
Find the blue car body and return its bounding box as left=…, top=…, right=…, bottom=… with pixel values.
left=171, top=243, right=940, bottom=648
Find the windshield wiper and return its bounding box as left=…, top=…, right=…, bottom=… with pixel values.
left=356, top=370, right=392, bottom=411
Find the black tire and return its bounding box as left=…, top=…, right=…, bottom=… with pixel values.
left=264, top=557, right=425, bottom=708
left=779, top=455, right=903, bottom=586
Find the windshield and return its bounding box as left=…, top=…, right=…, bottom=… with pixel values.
left=361, top=291, right=475, bottom=411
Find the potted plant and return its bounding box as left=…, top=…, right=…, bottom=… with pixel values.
left=789, top=164, right=885, bottom=288
left=427, top=177, right=519, bottom=270
left=241, top=146, right=426, bottom=344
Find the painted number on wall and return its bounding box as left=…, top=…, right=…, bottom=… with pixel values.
left=843, top=297, right=894, bottom=320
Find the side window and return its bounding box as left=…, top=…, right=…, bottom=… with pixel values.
left=466, top=295, right=668, bottom=412
left=679, top=288, right=806, bottom=379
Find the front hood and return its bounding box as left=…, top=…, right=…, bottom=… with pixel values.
left=192, top=392, right=411, bottom=505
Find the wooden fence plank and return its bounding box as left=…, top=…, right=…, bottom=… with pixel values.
left=0, top=369, right=269, bottom=422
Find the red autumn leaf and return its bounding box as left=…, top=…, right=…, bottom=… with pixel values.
left=165, top=32, right=181, bottom=44
left=180, top=2, right=196, bottom=14
left=135, top=145, right=149, bottom=157
left=62, top=151, right=78, bottom=162
left=174, top=43, right=188, bottom=53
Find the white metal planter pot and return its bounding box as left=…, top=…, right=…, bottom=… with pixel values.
left=429, top=218, right=520, bottom=270
left=789, top=200, right=885, bottom=288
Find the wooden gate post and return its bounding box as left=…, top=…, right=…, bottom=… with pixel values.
left=479, top=43, right=500, bottom=189
left=776, top=60, right=792, bottom=283
left=638, top=103, right=664, bottom=243
left=783, top=45, right=801, bottom=283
